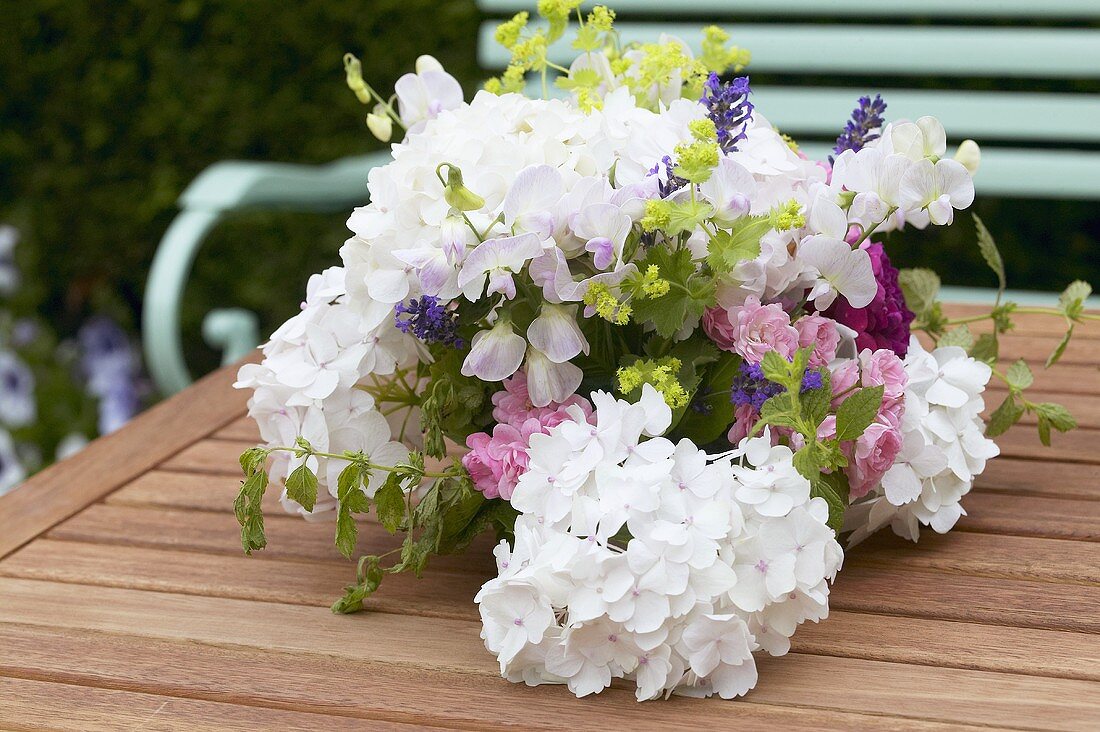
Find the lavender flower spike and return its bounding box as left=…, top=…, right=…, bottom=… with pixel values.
left=700, top=73, right=754, bottom=153
left=395, top=295, right=464, bottom=348
left=831, top=94, right=887, bottom=162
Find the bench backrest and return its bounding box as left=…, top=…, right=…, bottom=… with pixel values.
left=477, top=1, right=1100, bottom=199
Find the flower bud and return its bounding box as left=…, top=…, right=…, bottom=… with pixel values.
left=954, top=139, right=981, bottom=175
left=441, top=164, right=485, bottom=212
left=366, top=110, right=392, bottom=142
left=343, top=53, right=371, bottom=104
left=415, top=54, right=444, bottom=74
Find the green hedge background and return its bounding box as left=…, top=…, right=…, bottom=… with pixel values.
left=2, top=1, right=1098, bottom=386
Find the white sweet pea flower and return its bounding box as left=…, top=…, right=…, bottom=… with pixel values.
left=523, top=349, right=584, bottom=408
left=414, top=54, right=444, bottom=73
left=954, top=139, right=981, bottom=175
left=806, top=196, right=849, bottom=240
left=527, top=303, right=589, bottom=363
left=899, top=158, right=975, bottom=226
left=830, top=146, right=910, bottom=211
left=503, top=165, right=565, bottom=240
left=698, top=157, right=757, bottom=227
left=799, top=235, right=877, bottom=309
left=393, top=66, right=463, bottom=132
left=461, top=318, right=526, bottom=382
left=890, top=116, right=947, bottom=161
left=571, top=202, right=632, bottom=270
left=458, top=233, right=543, bottom=301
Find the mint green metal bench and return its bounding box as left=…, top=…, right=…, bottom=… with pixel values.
left=145, top=0, right=1100, bottom=394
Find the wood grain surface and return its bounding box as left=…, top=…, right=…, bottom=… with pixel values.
left=0, top=310, right=1097, bottom=730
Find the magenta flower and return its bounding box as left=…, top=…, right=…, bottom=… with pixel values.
left=824, top=243, right=914, bottom=357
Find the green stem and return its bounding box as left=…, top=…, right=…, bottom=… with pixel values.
left=265, top=446, right=455, bottom=479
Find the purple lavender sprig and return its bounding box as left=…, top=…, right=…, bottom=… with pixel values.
left=831, top=94, right=887, bottom=163
left=647, top=155, right=689, bottom=199
left=700, top=73, right=753, bottom=153
left=395, top=295, right=464, bottom=348
left=730, top=361, right=825, bottom=410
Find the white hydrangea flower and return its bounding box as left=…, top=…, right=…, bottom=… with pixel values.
left=846, top=337, right=999, bottom=545
left=478, top=388, right=843, bottom=701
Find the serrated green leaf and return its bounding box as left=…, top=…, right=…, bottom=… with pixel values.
left=969, top=332, right=999, bottom=365
left=284, top=464, right=318, bottom=512
left=331, top=555, right=384, bottom=614
left=1059, top=280, right=1092, bottom=321
left=239, top=446, right=268, bottom=477
left=1034, top=402, right=1077, bottom=432
left=665, top=198, right=714, bottom=236
left=938, top=324, right=974, bottom=350
left=335, top=509, right=358, bottom=559
left=835, top=385, right=885, bottom=442
left=973, top=214, right=1005, bottom=297
left=706, top=216, right=768, bottom=273
left=1046, top=325, right=1074, bottom=368
left=1004, top=359, right=1034, bottom=391
left=810, top=471, right=850, bottom=535
left=759, top=350, right=792, bottom=385
left=1037, top=415, right=1052, bottom=447
left=792, top=444, right=821, bottom=481
left=985, top=394, right=1024, bottom=438
left=759, top=393, right=800, bottom=431
left=374, top=473, right=406, bottom=534
left=631, top=246, right=714, bottom=338
left=898, top=268, right=940, bottom=319
left=235, top=469, right=269, bottom=555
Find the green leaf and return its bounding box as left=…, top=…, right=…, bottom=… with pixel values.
left=1004, top=359, right=1034, bottom=391
left=759, top=393, right=801, bottom=431
left=284, top=464, right=318, bottom=512
left=985, top=394, right=1024, bottom=438
left=835, top=385, right=885, bottom=442
left=334, top=463, right=367, bottom=559
left=374, top=473, right=406, bottom=534
left=331, top=555, right=384, bottom=614
left=239, top=446, right=268, bottom=477
left=665, top=198, right=714, bottom=236
left=234, top=469, right=269, bottom=554
left=672, top=352, right=741, bottom=445
left=898, top=268, right=941, bottom=319
left=938, top=324, right=974, bottom=350
left=1036, top=415, right=1052, bottom=447
left=973, top=214, right=1006, bottom=297
left=759, top=350, right=793, bottom=386
left=810, top=471, right=850, bottom=535
left=631, top=246, right=714, bottom=338
left=1046, top=325, right=1074, bottom=369
left=706, top=216, right=769, bottom=273
left=792, top=443, right=821, bottom=482
left=969, top=332, right=999, bottom=365
left=1034, top=402, right=1077, bottom=433
left=1058, top=280, right=1092, bottom=321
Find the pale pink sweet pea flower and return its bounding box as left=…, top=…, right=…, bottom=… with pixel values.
left=503, top=165, right=565, bottom=240
left=457, top=232, right=543, bottom=301
left=461, top=318, right=526, bottom=382
left=793, top=314, right=841, bottom=368
left=527, top=303, right=589, bottom=363
left=572, top=202, right=632, bottom=270
left=523, top=348, right=583, bottom=408
left=394, top=61, right=463, bottom=133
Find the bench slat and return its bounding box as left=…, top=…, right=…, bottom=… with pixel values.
left=479, top=0, right=1100, bottom=20
left=479, top=23, right=1100, bottom=78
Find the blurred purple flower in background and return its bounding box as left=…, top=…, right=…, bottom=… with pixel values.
left=0, top=350, right=36, bottom=428
left=0, top=429, right=26, bottom=494
left=78, top=317, right=143, bottom=434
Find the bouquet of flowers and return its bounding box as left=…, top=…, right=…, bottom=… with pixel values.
left=234, top=3, right=1094, bottom=701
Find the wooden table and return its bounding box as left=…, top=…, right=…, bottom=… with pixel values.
left=1, top=306, right=1099, bottom=730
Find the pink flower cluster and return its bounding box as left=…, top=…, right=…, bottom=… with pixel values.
left=828, top=348, right=908, bottom=498
left=462, top=372, right=593, bottom=500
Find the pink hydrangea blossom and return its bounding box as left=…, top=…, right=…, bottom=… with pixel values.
left=705, top=296, right=799, bottom=363
left=794, top=314, right=841, bottom=368
left=845, top=419, right=904, bottom=499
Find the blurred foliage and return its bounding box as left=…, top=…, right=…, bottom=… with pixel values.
left=0, top=0, right=482, bottom=377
